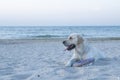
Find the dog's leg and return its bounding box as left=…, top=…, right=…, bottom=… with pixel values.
left=65, top=55, right=79, bottom=67
left=65, top=58, right=77, bottom=67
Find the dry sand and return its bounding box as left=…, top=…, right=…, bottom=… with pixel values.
left=0, top=39, right=120, bottom=80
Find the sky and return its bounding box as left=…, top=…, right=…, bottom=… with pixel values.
left=0, top=0, right=120, bottom=26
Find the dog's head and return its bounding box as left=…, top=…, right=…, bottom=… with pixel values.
left=63, top=33, right=84, bottom=51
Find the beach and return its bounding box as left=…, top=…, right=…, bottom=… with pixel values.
left=0, top=39, right=120, bottom=80
left=0, top=0, right=120, bottom=79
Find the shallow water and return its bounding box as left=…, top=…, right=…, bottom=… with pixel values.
left=0, top=40, right=120, bottom=80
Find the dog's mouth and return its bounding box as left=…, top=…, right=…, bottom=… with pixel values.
left=65, top=44, right=76, bottom=51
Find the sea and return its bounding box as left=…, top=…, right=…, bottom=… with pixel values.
left=0, top=26, right=120, bottom=39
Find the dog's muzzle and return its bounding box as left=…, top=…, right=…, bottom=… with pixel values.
left=63, top=41, right=76, bottom=51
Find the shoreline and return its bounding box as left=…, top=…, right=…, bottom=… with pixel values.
left=0, top=38, right=120, bottom=47
left=0, top=37, right=120, bottom=42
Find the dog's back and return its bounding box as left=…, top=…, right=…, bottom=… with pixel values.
left=85, top=43, right=106, bottom=60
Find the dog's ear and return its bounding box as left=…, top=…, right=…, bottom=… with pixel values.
left=77, top=35, right=84, bottom=45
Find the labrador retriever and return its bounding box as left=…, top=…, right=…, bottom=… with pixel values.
left=63, top=33, right=105, bottom=67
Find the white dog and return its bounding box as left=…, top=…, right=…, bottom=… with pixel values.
left=63, top=33, right=105, bottom=67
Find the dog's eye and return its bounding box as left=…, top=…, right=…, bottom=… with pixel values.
left=69, top=37, right=72, bottom=40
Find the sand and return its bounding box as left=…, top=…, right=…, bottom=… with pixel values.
left=0, top=39, right=120, bottom=80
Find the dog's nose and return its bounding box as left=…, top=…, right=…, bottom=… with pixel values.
left=63, top=41, right=66, bottom=44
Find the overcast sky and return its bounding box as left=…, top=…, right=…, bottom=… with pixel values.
left=0, top=0, right=120, bottom=26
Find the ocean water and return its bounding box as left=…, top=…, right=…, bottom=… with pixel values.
left=0, top=26, right=120, bottom=39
